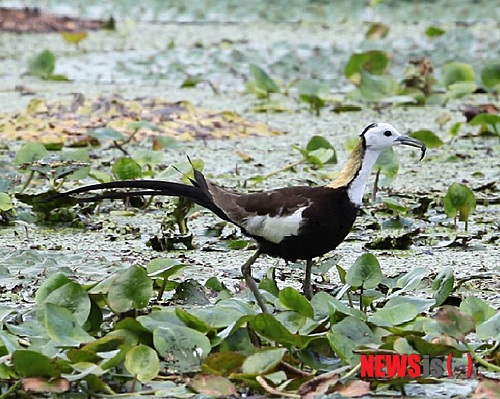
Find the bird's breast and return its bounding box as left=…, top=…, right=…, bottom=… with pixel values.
left=242, top=206, right=306, bottom=244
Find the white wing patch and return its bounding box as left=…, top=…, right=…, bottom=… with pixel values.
left=243, top=207, right=305, bottom=244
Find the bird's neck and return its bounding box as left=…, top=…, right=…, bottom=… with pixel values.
left=326, top=140, right=381, bottom=206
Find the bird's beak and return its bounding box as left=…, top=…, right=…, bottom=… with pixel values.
left=395, top=135, right=427, bottom=160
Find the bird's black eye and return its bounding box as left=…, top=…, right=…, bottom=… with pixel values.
left=384, top=130, right=392, bottom=137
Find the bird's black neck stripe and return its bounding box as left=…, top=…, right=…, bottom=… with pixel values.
left=360, top=122, right=378, bottom=136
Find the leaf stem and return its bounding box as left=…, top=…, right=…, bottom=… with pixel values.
left=256, top=375, right=300, bottom=398
left=19, top=170, right=34, bottom=193
left=0, top=380, right=22, bottom=399
left=342, top=363, right=361, bottom=380
left=465, top=342, right=500, bottom=372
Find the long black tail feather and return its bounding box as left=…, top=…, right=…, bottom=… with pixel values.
left=50, top=176, right=232, bottom=222
left=63, top=190, right=168, bottom=202
left=52, top=180, right=204, bottom=201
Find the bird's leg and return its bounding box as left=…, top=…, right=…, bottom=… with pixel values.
left=241, top=248, right=268, bottom=313
left=303, top=258, right=313, bottom=299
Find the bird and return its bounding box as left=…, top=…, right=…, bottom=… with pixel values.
left=50, top=122, right=425, bottom=313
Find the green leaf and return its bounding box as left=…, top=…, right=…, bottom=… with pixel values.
left=431, top=267, right=454, bottom=307
left=460, top=297, right=496, bottom=326
left=61, top=149, right=91, bottom=180
left=382, top=198, right=408, bottom=213
left=66, top=362, right=105, bottom=381
left=67, top=349, right=101, bottom=365
left=89, top=170, right=113, bottom=183
left=468, top=113, right=500, bottom=126
left=181, top=77, right=202, bottom=88
left=368, top=303, right=419, bottom=327
left=468, top=113, right=500, bottom=135
left=12, top=350, right=60, bottom=378
left=0, top=193, right=13, bottom=212
left=311, top=292, right=366, bottom=321
left=124, top=345, right=160, bottom=383
left=395, top=267, right=427, bottom=292
left=275, top=311, right=307, bottom=334
left=345, top=253, right=382, bottom=289
left=326, top=331, right=357, bottom=364
left=44, top=303, right=94, bottom=346
left=306, top=135, right=337, bottom=164
left=226, top=239, right=251, bottom=250
left=336, top=265, right=347, bottom=284
left=107, top=266, right=153, bottom=313
left=154, top=136, right=179, bottom=149
left=476, top=313, right=500, bottom=341
left=41, top=281, right=91, bottom=326
left=175, top=308, right=210, bottom=333
left=409, top=130, right=444, bottom=148
left=375, top=147, right=399, bottom=181
left=385, top=297, right=435, bottom=313
left=201, top=352, right=246, bottom=376
left=137, top=310, right=184, bottom=332
left=88, top=127, right=126, bottom=142
left=480, top=62, right=500, bottom=88
left=449, top=121, right=463, bottom=137
left=61, top=31, right=88, bottom=44
left=45, top=73, right=70, bottom=81
left=248, top=64, right=280, bottom=95
left=442, top=62, right=475, bottom=88
left=249, top=313, right=314, bottom=348
left=28, top=50, right=56, bottom=78
left=241, top=348, right=287, bottom=375
left=358, top=71, right=399, bottom=102
left=147, top=258, right=186, bottom=279
left=157, top=160, right=204, bottom=182
left=112, top=157, right=142, bottom=180
left=425, top=26, right=445, bottom=37
left=278, top=287, right=314, bottom=318
left=0, top=330, right=20, bottom=354
left=331, top=316, right=374, bottom=345
left=345, top=50, right=391, bottom=84
left=14, top=142, right=49, bottom=166
left=81, top=335, right=126, bottom=353
left=153, top=325, right=211, bottom=372
left=446, top=81, right=477, bottom=98
left=36, top=273, right=73, bottom=303
left=443, top=182, right=476, bottom=224
left=297, top=79, right=328, bottom=97
left=297, top=79, right=328, bottom=114
left=187, top=307, right=246, bottom=329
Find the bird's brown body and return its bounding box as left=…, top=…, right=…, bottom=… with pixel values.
left=238, top=186, right=358, bottom=261
left=52, top=122, right=425, bottom=312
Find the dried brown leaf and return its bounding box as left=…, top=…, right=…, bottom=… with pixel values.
left=336, top=380, right=371, bottom=397
left=0, top=96, right=282, bottom=145
left=298, top=367, right=351, bottom=399
left=188, top=374, right=237, bottom=398
left=22, top=377, right=70, bottom=393
left=472, top=375, right=500, bottom=399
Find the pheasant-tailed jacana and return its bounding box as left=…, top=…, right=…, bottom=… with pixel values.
left=52, top=122, right=425, bottom=312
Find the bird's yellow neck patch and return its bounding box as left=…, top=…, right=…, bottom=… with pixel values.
left=326, top=140, right=365, bottom=189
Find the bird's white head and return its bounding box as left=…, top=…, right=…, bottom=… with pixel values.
left=328, top=122, right=426, bottom=205
left=361, top=122, right=424, bottom=152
